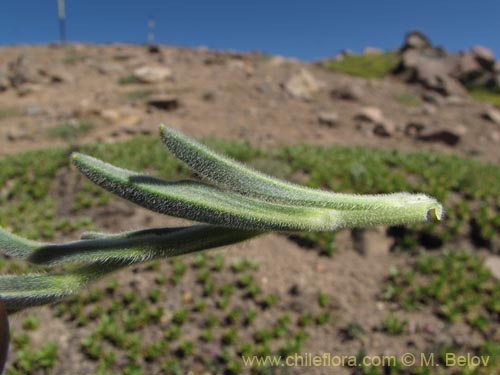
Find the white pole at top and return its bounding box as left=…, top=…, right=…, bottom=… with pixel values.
left=58, top=0, right=66, bottom=43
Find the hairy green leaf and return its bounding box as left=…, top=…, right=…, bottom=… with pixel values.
left=71, top=151, right=442, bottom=231
left=160, top=125, right=443, bottom=219
left=1, top=225, right=259, bottom=266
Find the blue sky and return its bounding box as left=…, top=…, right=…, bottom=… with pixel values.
left=0, top=1, right=499, bottom=61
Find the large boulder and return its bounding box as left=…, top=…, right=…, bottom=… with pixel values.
left=395, top=31, right=500, bottom=94
left=396, top=49, right=466, bottom=96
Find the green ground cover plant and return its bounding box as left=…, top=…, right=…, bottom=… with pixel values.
left=0, top=126, right=442, bottom=313
left=321, top=51, right=400, bottom=79
left=47, top=120, right=94, bottom=141
left=1, top=126, right=500, bottom=374
left=467, top=86, right=500, bottom=106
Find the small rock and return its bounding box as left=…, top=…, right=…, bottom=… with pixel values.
left=5, top=128, right=31, bottom=141
left=355, top=106, right=384, bottom=124
left=355, top=106, right=395, bottom=137
left=317, top=111, right=339, bottom=126
left=284, top=69, right=323, bottom=100
left=182, top=292, right=193, bottom=304
left=133, top=65, right=172, bottom=83
left=47, top=68, right=74, bottom=83
left=417, top=125, right=466, bottom=146
left=485, top=255, right=500, bottom=280
left=331, top=84, right=364, bottom=101
left=99, top=108, right=142, bottom=126
left=482, top=108, right=500, bottom=124
left=373, top=120, right=396, bottom=137
left=405, top=122, right=426, bottom=137
left=147, top=96, right=179, bottom=111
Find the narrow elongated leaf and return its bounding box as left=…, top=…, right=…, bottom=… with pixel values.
left=0, top=263, right=124, bottom=312
left=1, top=225, right=259, bottom=266
left=71, top=153, right=441, bottom=231
left=160, top=125, right=443, bottom=219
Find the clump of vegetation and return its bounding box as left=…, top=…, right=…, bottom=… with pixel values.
left=118, top=74, right=142, bottom=85
left=393, top=91, right=422, bottom=107
left=467, top=86, right=500, bottom=106
left=47, top=120, right=94, bottom=141
left=321, top=51, right=400, bottom=79
left=385, top=250, right=500, bottom=326
left=0, top=108, right=19, bottom=121
left=122, top=89, right=155, bottom=100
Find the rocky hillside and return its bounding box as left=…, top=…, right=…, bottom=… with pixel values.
left=0, top=31, right=499, bottom=163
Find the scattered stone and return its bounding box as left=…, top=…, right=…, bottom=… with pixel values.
left=485, top=255, right=500, bottom=280
left=132, top=65, right=172, bottom=83
left=330, top=84, right=364, bottom=101
left=317, top=111, right=339, bottom=126
left=355, top=107, right=395, bottom=137
left=5, top=128, right=31, bottom=141
left=147, top=96, right=179, bottom=111
left=181, top=292, right=193, bottom=304
left=482, top=108, right=500, bottom=124
left=284, top=69, right=323, bottom=100
left=373, top=120, right=396, bottom=137
left=355, top=106, right=384, bottom=124
left=405, top=122, right=426, bottom=137
left=99, top=108, right=142, bottom=126
left=417, top=125, right=466, bottom=146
